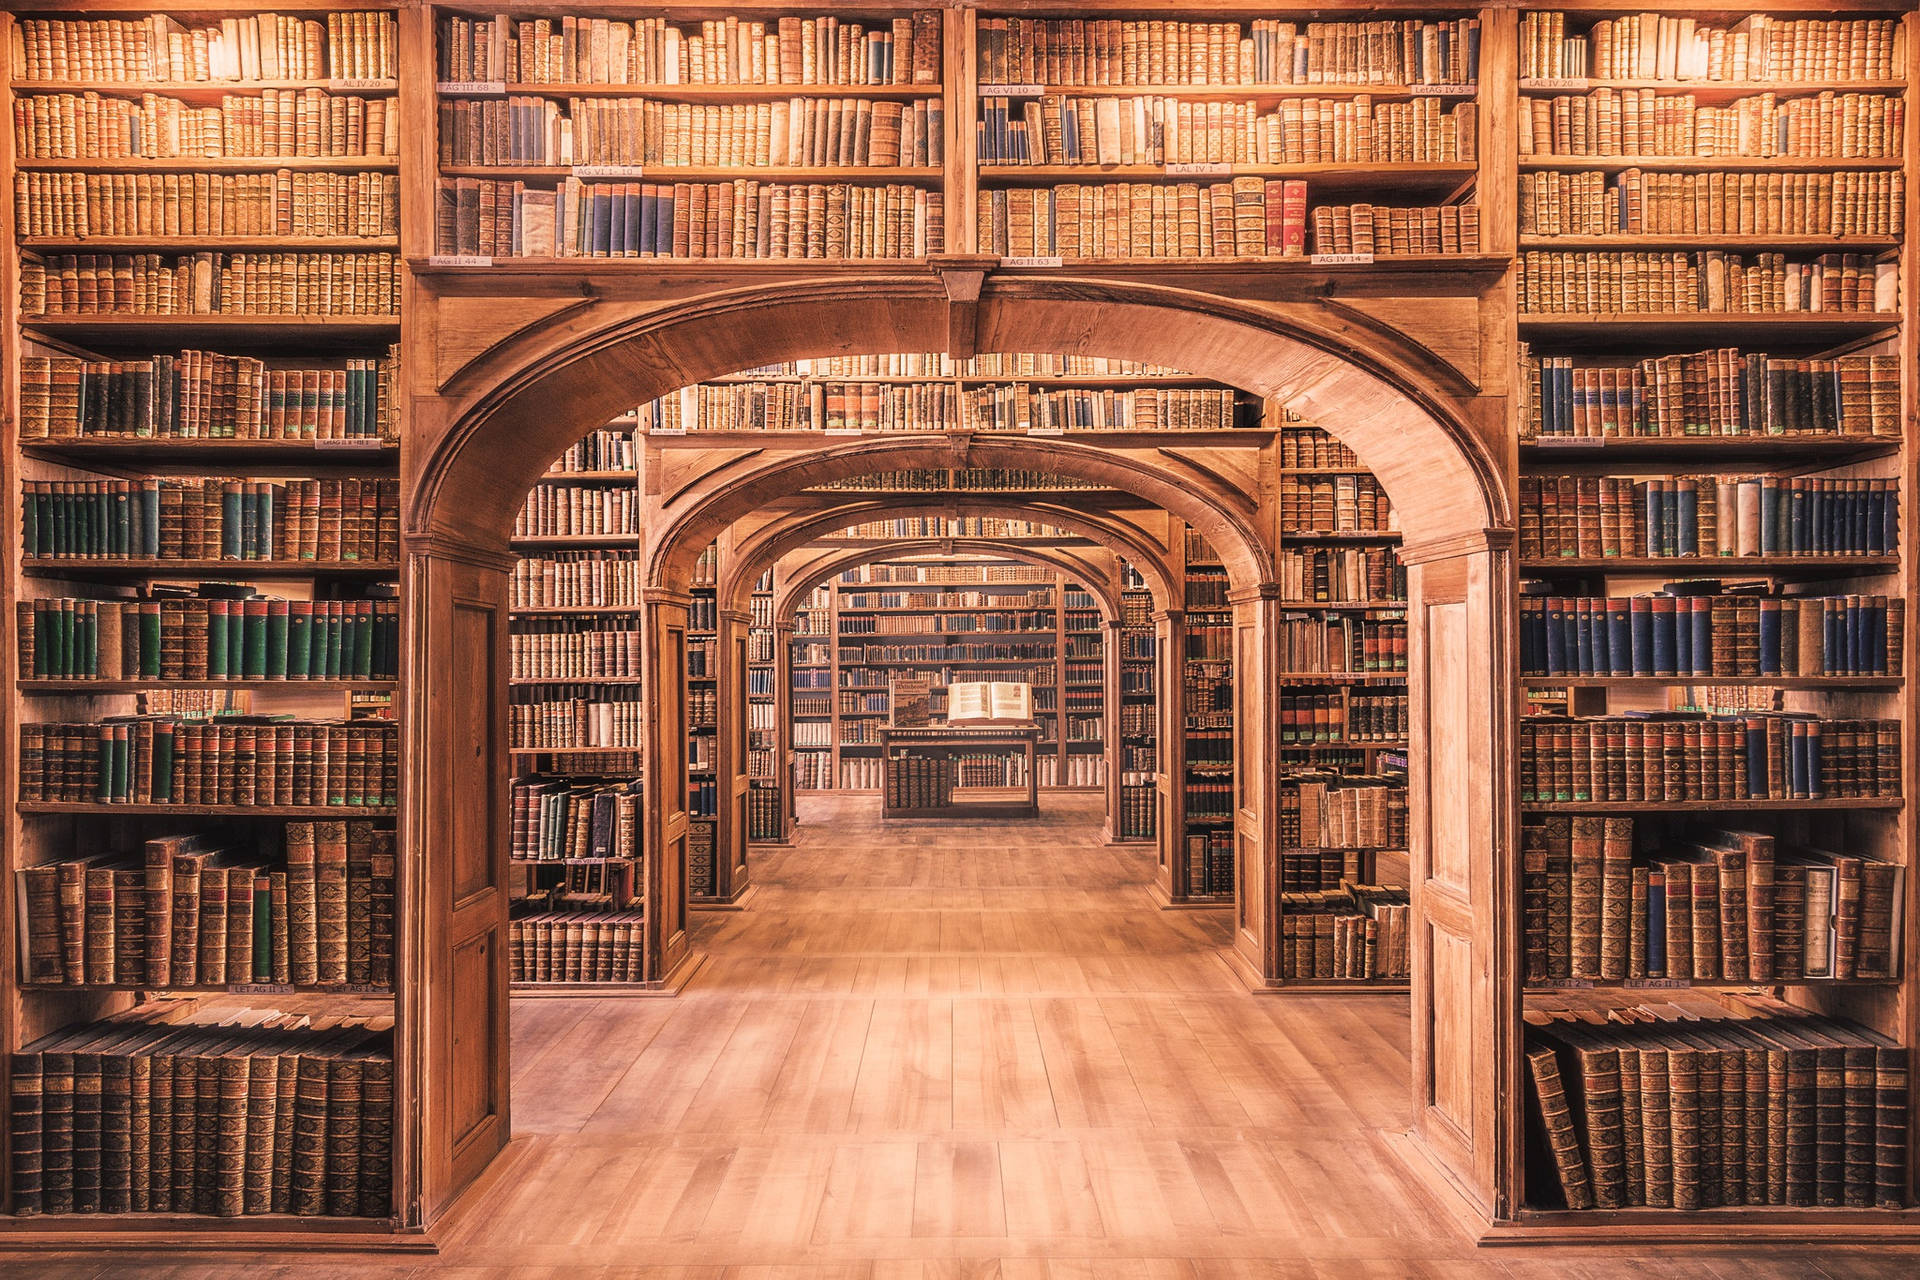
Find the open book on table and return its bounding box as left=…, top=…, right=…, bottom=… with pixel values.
left=946, top=681, right=1034, bottom=726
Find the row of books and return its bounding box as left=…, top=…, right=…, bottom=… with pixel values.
left=507, top=691, right=643, bottom=751
left=507, top=777, right=641, bottom=864
left=8, top=1005, right=394, bottom=1219
left=1184, top=828, right=1234, bottom=897
left=1279, top=474, right=1396, bottom=533
left=840, top=562, right=1050, bottom=584
left=508, top=625, right=642, bottom=682
left=1524, top=1005, right=1906, bottom=1212
left=14, top=12, right=396, bottom=83
left=814, top=469, right=1104, bottom=494
left=1517, top=475, right=1900, bottom=560
left=18, top=821, right=394, bottom=990
left=839, top=642, right=1054, bottom=664
left=509, top=912, right=646, bottom=984
left=976, top=94, right=1476, bottom=165
left=20, top=717, right=398, bottom=808
left=1042, top=754, right=1107, bottom=789
left=838, top=613, right=1052, bottom=635
left=440, top=95, right=944, bottom=168
left=1518, top=88, right=1905, bottom=162
left=18, top=348, right=398, bottom=443
left=747, top=785, right=783, bottom=841
left=1117, top=782, right=1155, bottom=841
left=1521, top=349, right=1902, bottom=439
left=21, top=477, right=400, bottom=564
left=1516, top=251, right=1898, bottom=315
left=1280, top=775, right=1409, bottom=850
left=15, top=171, right=400, bottom=241
left=1274, top=614, right=1413, bottom=675
left=980, top=182, right=1475, bottom=262
left=435, top=177, right=943, bottom=260
left=1519, top=591, right=1904, bottom=678
left=1312, top=202, right=1481, bottom=257
left=438, top=13, right=941, bottom=87
left=1280, top=886, right=1412, bottom=981
left=1518, top=168, right=1905, bottom=238
left=1522, top=816, right=1900, bottom=985
left=17, top=595, right=400, bottom=682
left=1517, top=714, right=1900, bottom=803
left=1518, top=13, right=1901, bottom=83
left=1183, top=574, right=1228, bottom=608
left=746, top=353, right=1188, bottom=380
left=1279, top=547, right=1406, bottom=606
left=513, top=484, right=637, bottom=539
left=1279, top=428, right=1363, bottom=470
left=1285, top=692, right=1408, bottom=744
left=13, top=88, right=400, bottom=161
left=883, top=753, right=957, bottom=809
left=1281, top=850, right=1370, bottom=893
left=544, top=428, right=636, bottom=475
left=976, top=18, right=1480, bottom=88
left=21, top=252, right=400, bottom=318
left=509, top=551, right=641, bottom=610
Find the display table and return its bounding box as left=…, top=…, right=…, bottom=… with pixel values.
left=878, top=725, right=1041, bottom=819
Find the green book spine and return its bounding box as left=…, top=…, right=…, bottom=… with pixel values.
left=267, top=601, right=291, bottom=678
left=79, top=605, right=97, bottom=677
left=288, top=604, right=313, bottom=680
left=140, top=484, right=160, bottom=555
left=325, top=609, right=344, bottom=679
left=139, top=604, right=162, bottom=678
left=222, top=483, right=244, bottom=559
left=353, top=606, right=373, bottom=678
left=243, top=601, right=268, bottom=678
left=207, top=603, right=229, bottom=678
left=151, top=725, right=175, bottom=802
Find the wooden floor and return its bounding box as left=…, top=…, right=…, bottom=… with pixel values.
left=9, top=794, right=1918, bottom=1276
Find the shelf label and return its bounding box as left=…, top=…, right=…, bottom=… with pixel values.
left=1407, top=83, right=1477, bottom=97
left=313, top=438, right=388, bottom=451
left=1001, top=255, right=1063, bottom=268
left=1527, top=436, right=1601, bottom=448
left=328, top=78, right=394, bottom=92
left=425, top=254, right=492, bottom=267
left=572, top=164, right=647, bottom=179
left=1165, top=162, right=1233, bottom=176
left=1028, top=426, right=1064, bottom=437
left=823, top=428, right=864, bottom=436
left=1310, top=252, right=1375, bottom=265
left=437, top=80, right=506, bottom=95
left=1519, top=76, right=1590, bottom=91
left=230, top=982, right=390, bottom=995
left=647, top=425, right=687, bottom=436
left=984, top=83, right=1045, bottom=97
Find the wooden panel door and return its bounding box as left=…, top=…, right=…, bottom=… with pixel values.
left=647, top=598, right=693, bottom=979
left=410, top=550, right=511, bottom=1224
left=1406, top=547, right=1509, bottom=1220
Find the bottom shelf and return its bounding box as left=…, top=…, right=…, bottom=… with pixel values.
left=1488, top=1205, right=1920, bottom=1244
left=0, top=1215, right=427, bottom=1248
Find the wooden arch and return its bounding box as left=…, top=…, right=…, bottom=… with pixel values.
left=771, top=538, right=1126, bottom=627
left=410, top=274, right=1507, bottom=562
left=715, top=494, right=1181, bottom=621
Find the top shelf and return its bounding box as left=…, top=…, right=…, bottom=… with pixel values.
left=976, top=81, right=1478, bottom=100
left=436, top=80, right=939, bottom=100
left=13, top=79, right=397, bottom=99
left=1517, top=77, right=1907, bottom=99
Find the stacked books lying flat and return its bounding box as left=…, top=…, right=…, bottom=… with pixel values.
left=21, top=477, right=400, bottom=563
left=1520, top=586, right=1903, bottom=677
left=13, top=89, right=401, bottom=161
left=1523, top=816, right=1900, bottom=985
left=1518, top=475, right=1898, bottom=559
left=1525, top=1004, right=1907, bottom=1211
left=8, top=1003, right=394, bottom=1218
left=508, top=776, right=641, bottom=862
left=1518, top=251, right=1897, bottom=314
left=1279, top=883, right=1410, bottom=980
left=18, top=349, right=399, bottom=443
left=19, top=717, right=398, bottom=807
left=1522, top=349, right=1902, bottom=440
left=440, top=95, right=944, bottom=166
left=17, top=821, right=395, bottom=989
left=1518, top=713, right=1900, bottom=802
left=509, top=910, right=646, bottom=984
left=435, top=177, right=942, bottom=259
left=18, top=594, right=400, bottom=682
left=21, top=253, right=401, bottom=317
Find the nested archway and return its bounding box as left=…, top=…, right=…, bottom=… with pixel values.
left=403, top=279, right=1516, bottom=1230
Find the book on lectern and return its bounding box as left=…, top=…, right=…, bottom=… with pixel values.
left=946, top=681, right=1033, bottom=726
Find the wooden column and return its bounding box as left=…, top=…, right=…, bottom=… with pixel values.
left=1154, top=607, right=1186, bottom=901
left=402, top=538, right=513, bottom=1225
left=641, top=589, right=695, bottom=979
left=1402, top=533, right=1516, bottom=1221
left=1228, top=585, right=1283, bottom=986
left=1102, top=615, right=1125, bottom=843
left=711, top=606, right=754, bottom=903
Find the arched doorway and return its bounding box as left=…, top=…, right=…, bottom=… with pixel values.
left=402, top=280, right=1514, bottom=1227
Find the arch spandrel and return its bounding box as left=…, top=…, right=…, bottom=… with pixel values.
left=415, top=279, right=1506, bottom=559
left=770, top=540, right=1127, bottom=628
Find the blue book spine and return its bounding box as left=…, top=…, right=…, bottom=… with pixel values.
left=1650, top=601, right=1675, bottom=676
left=1630, top=599, right=1654, bottom=675
left=1673, top=600, right=1691, bottom=675
left=1872, top=598, right=1889, bottom=675
left=1790, top=723, right=1810, bottom=798
left=1805, top=723, right=1822, bottom=797
left=1574, top=600, right=1594, bottom=675
left=1647, top=872, right=1666, bottom=976
left=1759, top=480, right=1781, bottom=554
left=1606, top=599, right=1632, bottom=677
left=1689, top=600, right=1712, bottom=677
left=1544, top=598, right=1567, bottom=673
left=1676, top=481, right=1697, bottom=556
left=1744, top=718, right=1767, bottom=797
